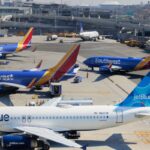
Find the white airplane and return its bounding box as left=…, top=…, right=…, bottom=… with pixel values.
left=0, top=72, right=150, bottom=150
left=79, top=23, right=99, bottom=41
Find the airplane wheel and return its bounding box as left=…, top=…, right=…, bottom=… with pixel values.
left=43, top=144, right=50, bottom=150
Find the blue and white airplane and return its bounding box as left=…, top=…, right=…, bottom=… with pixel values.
left=83, top=56, right=150, bottom=72
left=0, top=70, right=150, bottom=149
left=79, top=23, right=99, bottom=41
left=0, top=45, right=80, bottom=92
left=0, top=27, right=34, bottom=58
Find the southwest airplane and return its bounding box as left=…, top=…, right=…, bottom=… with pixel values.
left=83, top=56, right=150, bottom=72
left=0, top=45, right=80, bottom=92
left=0, top=27, right=34, bottom=58
left=0, top=71, right=150, bottom=149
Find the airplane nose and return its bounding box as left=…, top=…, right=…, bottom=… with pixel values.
left=83, top=59, right=88, bottom=66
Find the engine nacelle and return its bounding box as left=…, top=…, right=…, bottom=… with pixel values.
left=99, top=66, right=110, bottom=72
left=1, top=135, right=38, bottom=149
left=64, top=131, right=80, bottom=139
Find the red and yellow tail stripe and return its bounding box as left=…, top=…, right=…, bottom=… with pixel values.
left=36, top=44, right=80, bottom=85
left=134, top=56, right=150, bottom=70
left=16, top=27, right=34, bottom=52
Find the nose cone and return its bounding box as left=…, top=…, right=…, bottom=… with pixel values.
left=83, top=59, right=89, bottom=66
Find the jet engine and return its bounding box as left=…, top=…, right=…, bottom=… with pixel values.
left=64, top=131, right=80, bottom=139
left=0, top=135, right=49, bottom=150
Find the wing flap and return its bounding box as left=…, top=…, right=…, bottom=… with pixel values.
left=16, top=126, right=81, bottom=148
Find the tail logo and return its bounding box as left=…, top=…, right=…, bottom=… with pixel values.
left=117, top=72, right=150, bottom=107
left=16, top=27, right=34, bottom=52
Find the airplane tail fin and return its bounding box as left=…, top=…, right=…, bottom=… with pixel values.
left=16, top=27, right=34, bottom=52
left=134, top=56, right=150, bottom=70
left=80, top=22, right=84, bottom=33
left=117, top=72, right=150, bottom=107
left=50, top=44, right=80, bottom=82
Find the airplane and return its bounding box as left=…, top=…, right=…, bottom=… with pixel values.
left=0, top=27, right=34, bottom=59
left=83, top=55, right=150, bottom=72
left=79, top=23, right=100, bottom=41
left=0, top=70, right=150, bottom=149
left=0, top=44, right=80, bottom=92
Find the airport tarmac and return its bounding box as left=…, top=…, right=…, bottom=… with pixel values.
left=0, top=36, right=150, bottom=150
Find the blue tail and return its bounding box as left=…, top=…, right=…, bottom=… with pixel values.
left=117, top=72, right=150, bottom=107
left=80, top=22, right=84, bottom=33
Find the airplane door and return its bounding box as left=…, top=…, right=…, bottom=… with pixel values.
left=22, top=115, right=26, bottom=123
left=27, top=115, right=31, bottom=123
left=22, top=115, right=31, bottom=123
left=116, top=110, right=123, bottom=123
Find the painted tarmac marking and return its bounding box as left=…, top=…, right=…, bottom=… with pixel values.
left=135, top=131, right=150, bottom=144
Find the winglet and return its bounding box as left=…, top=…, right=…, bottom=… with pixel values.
left=82, top=144, right=88, bottom=150
left=36, top=60, right=43, bottom=69
left=32, top=47, right=37, bottom=52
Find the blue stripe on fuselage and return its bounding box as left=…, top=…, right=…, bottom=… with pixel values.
left=84, top=56, right=142, bottom=71
left=0, top=71, right=45, bottom=87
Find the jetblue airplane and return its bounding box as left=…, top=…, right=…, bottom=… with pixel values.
left=0, top=71, right=150, bottom=149
left=0, top=27, right=34, bottom=58
left=0, top=45, right=80, bottom=92
left=83, top=56, right=150, bottom=72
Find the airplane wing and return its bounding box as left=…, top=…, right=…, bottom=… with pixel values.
left=111, top=65, right=122, bottom=71
left=16, top=126, right=82, bottom=148
left=41, top=97, right=62, bottom=106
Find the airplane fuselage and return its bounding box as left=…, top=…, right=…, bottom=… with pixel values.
left=0, top=106, right=148, bottom=132
left=80, top=31, right=99, bottom=41
left=0, top=43, right=31, bottom=54
left=84, top=56, right=150, bottom=71
left=0, top=68, right=77, bottom=89
left=0, top=70, right=44, bottom=88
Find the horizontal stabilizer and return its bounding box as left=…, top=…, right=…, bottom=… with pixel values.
left=135, top=113, right=150, bottom=118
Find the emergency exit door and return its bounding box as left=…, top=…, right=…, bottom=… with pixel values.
left=116, top=110, right=123, bottom=123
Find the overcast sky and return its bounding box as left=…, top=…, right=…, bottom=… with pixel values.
left=34, top=0, right=149, bottom=6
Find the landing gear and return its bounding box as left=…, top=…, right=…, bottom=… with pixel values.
left=35, top=142, right=50, bottom=150
left=0, top=54, right=6, bottom=59
left=93, top=38, right=96, bottom=41
left=35, top=85, right=43, bottom=90
left=64, top=131, right=80, bottom=139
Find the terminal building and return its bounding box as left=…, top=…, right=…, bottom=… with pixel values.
left=0, top=1, right=150, bottom=39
